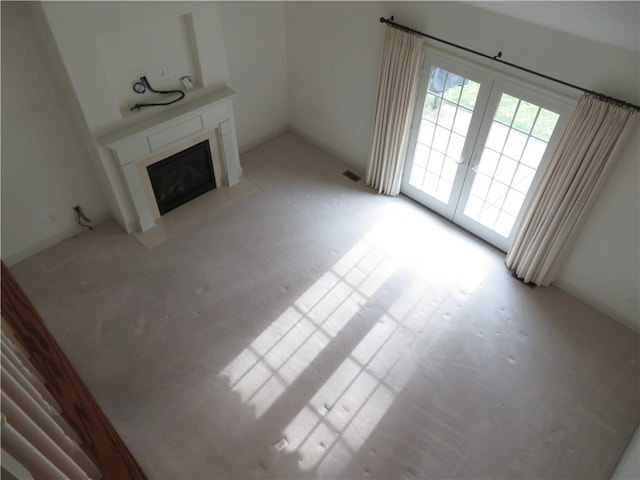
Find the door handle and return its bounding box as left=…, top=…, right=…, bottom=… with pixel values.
left=454, top=150, right=468, bottom=165
left=469, top=151, right=480, bottom=173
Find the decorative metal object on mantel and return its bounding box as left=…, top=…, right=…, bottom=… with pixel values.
left=130, top=75, right=185, bottom=111
left=379, top=16, right=640, bottom=111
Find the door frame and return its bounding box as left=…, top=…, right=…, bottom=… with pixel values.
left=401, top=47, right=578, bottom=251
left=401, top=51, right=495, bottom=220
left=453, top=76, right=576, bottom=251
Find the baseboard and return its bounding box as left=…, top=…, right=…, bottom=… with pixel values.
left=2, top=210, right=112, bottom=267
left=287, top=129, right=640, bottom=333
left=124, top=220, right=139, bottom=234
left=112, top=126, right=289, bottom=236
left=612, top=425, right=640, bottom=480
left=554, top=278, right=639, bottom=333
left=238, top=126, right=291, bottom=154
left=289, top=127, right=367, bottom=178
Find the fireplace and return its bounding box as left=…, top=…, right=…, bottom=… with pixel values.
left=147, top=140, right=216, bottom=215
left=99, top=88, right=242, bottom=232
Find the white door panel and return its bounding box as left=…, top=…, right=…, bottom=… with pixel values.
left=402, top=52, right=575, bottom=251
left=401, top=53, right=493, bottom=219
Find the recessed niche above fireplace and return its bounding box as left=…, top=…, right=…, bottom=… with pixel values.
left=148, top=140, right=216, bottom=215
left=96, top=13, right=201, bottom=117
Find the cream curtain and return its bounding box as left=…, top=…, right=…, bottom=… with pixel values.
left=506, top=94, right=640, bottom=285
left=366, top=26, right=424, bottom=196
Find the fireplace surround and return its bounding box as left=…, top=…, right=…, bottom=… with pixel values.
left=99, top=87, right=241, bottom=232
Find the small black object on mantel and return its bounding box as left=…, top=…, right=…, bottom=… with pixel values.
left=130, top=75, right=185, bottom=111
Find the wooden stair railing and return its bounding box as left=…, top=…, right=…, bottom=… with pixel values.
left=1, top=262, right=147, bottom=479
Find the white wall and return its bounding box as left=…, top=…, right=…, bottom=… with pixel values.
left=39, top=1, right=230, bottom=232
left=40, top=2, right=230, bottom=133
left=612, top=426, right=640, bottom=480
left=1, top=1, right=110, bottom=266
left=286, top=1, right=391, bottom=172
left=2, top=0, right=292, bottom=260
left=285, top=1, right=640, bottom=329
left=464, top=1, right=640, bottom=52
left=36, top=1, right=291, bottom=231
left=220, top=2, right=289, bottom=152
left=556, top=132, right=640, bottom=332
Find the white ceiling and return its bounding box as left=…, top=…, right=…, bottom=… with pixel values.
left=465, top=1, right=640, bottom=52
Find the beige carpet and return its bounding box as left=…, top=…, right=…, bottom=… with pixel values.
left=11, top=132, right=639, bottom=479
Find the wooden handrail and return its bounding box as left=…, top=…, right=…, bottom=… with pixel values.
left=1, top=262, right=147, bottom=480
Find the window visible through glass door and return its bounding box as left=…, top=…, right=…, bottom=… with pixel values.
left=402, top=52, right=573, bottom=251
left=409, top=68, right=478, bottom=203
left=462, top=94, right=559, bottom=238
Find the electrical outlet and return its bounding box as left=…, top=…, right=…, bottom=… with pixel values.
left=73, top=204, right=93, bottom=230
left=180, top=75, right=194, bottom=90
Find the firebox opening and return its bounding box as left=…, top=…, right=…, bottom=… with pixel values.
left=147, top=139, right=216, bottom=215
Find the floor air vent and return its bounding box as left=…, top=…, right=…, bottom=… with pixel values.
left=342, top=170, right=361, bottom=182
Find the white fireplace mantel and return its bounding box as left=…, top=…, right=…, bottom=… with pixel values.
left=98, top=87, right=242, bottom=232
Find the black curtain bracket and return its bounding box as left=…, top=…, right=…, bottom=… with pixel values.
left=379, top=16, right=640, bottom=112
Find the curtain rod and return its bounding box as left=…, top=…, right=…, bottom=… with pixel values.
left=380, top=16, right=640, bottom=112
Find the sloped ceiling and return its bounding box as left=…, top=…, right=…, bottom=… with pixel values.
left=465, top=1, right=639, bottom=52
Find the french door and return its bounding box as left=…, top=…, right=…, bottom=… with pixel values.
left=401, top=52, right=573, bottom=251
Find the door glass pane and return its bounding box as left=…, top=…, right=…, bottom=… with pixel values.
left=408, top=66, right=480, bottom=204
left=463, top=93, right=560, bottom=237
